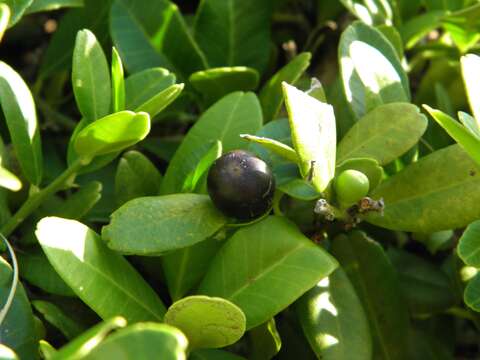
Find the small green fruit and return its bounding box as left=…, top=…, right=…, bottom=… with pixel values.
left=334, top=169, right=370, bottom=206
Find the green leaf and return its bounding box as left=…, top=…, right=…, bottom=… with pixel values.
left=240, top=134, right=298, bottom=163
left=368, top=145, right=480, bottom=232
left=55, top=180, right=102, bottom=219
left=135, top=83, right=184, bottom=119
left=26, top=0, right=83, bottom=14
left=0, top=257, right=36, bottom=359
left=282, top=82, right=336, bottom=193
left=74, top=111, right=150, bottom=160
left=53, top=317, right=126, bottom=359
left=198, top=216, right=338, bottom=329
left=0, top=4, right=10, bottom=42
left=458, top=111, right=480, bottom=138
left=162, top=237, right=222, bottom=301
left=457, top=220, right=480, bottom=267
left=125, top=67, right=176, bottom=111
left=296, top=267, right=372, bottom=360
left=32, top=300, right=84, bottom=339
left=72, top=29, right=111, bottom=123
left=0, top=166, right=21, bottom=192
left=0, top=61, right=43, bottom=185
left=340, top=0, right=392, bottom=25
left=259, top=52, right=311, bottom=123
left=161, top=92, right=262, bottom=194
left=82, top=323, right=188, bottom=360
left=1, top=0, right=32, bottom=27
left=111, top=47, right=125, bottom=112
left=190, top=349, right=246, bottom=360
left=335, top=158, right=383, bottom=191
left=110, top=0, right=172, bottom=73
left=277, top=179, right=320, bottom=201
left=337, top=103, right=427, bottom=165
left=115, top=150, right=162, bottom=207
left=399, top=11, right=445, bottom=49
left=387, top=249, right=456, bottom=314
left=194, top=0, right=272, bottom=74
left=424, top=106, right=480, bottom=166
left=464, top=272, right=480, bottom=311
left=164, top=295, right=246, bottom=349
left=331, top=231, right=410, bottom=360
left=182, top=140, right=221, bottom=193
left=17, top=249, right=75, bottom=296
left=460, top=53, right=480, bottom=108
left=248, top=319, right=281, bottom=360
left=190, top=67, right=259, bottom=106
left=0, top=345, right=17, bottom=359
left=339, top=21, right=410, bottom=119
left=102, top=194, right=227, bottom=255
left=36, top=217, right=166, bottom=322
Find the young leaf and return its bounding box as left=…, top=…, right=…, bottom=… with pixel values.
left=111, top=47, right=125, bottom=112
left=331, top=231, right=410, bottom=360
left=367, top=145, right=480, bottom=232
left=0, top=257, right=37, bottom=359
left=72, top=29, right=111, bottom=123
left=339, top=21, right=410, bottom=119
left=125, top=68, right=176, bottom=111
left=161, top=92, right=262, bottom=194
left=115, top=150, right=162, bottom=207
left=74, top=111, right=150, bottom=160
left=461, top=54, right=480, bottom=124
left=102, top=194, right=227, bottom=255
left=0, top=61, right=43, bottom=185
left=81, top=323, right=188, bottom=360
left=194, top=0, right=272, bottom=74
left=135, top=83, right=184, bottom=119
left=32, top=300, right=84, bottom=339
left=240, top=134, right=298, bottom=164
left=457, top=220, right=480, bottom=267
left=0, top=166, right=21, bottom=192
left=53, top=317, right=127, bottom=359
left=182, top=140, right=222, bottom=193
left=424, top=105, right=480, bottom=166
left=36, top=217, right=167, bottom=322
left=296, top=267, right=372, bottom=360
left=164, top=295, right=246, bottom=349
left=0, top=4, right=10, bottom=42
left=198, top=216, right=338, bottom=329
left=189, top=67, right=259, bottom=106
left=337, top=103, right=427, bottom=165
left=259, top=52, right=311, bottom=123
left=282, top=82, right=336, bottom=193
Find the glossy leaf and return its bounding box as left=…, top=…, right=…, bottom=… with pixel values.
left=72, top=29, right=111, bottom=123
left=400, top=11, right=445, bottom=49
left=135, top=83, right=184, bottom=119
left=278, top=179, right=320, bottom=200
left=0, top=61, right=43, bottom=185
left=111, top=47, right=125, bottom=112
left=125, top=67, right=176, bottom=111
left=162, top=237, right=223, bottom=301
left=2, top=0, right=32, bottom=27
left=32, top=300, right=84, bottom=339
left=194, top=0, right=272, bottom=74
left=74, top=111, right=150, bottom=160
left=331, top=231, right=410, bottom=360
left=161, top=92, right=262, bottom=194
left=461, top=54, right=480, bottom=124
left=0, top=344, right=17, bottom=360
left=164, top=295, right=246, bottom=349
left=335, top=158, right=383, bottom=191
left=103, top=194, right=226, bottom=255
left=339, top=21, right=410, bottom=119
left=296, top=267, right=372, bottom=360
left=458, top=111, right=480, bottom=138
left=115, top=150, right=162, bottom=207
left=464, top=273, right=480, bottom=311
left=36, top=217, right=166, bottom=322
left=17, top=249, right=74, bottom=296
left=259, top=52, right=311, bottom=123
left=39, top=341, right=56, bottom=359
left=0, top=166, right=21, bottom=192
left=26, top=0, right=83, bottom=13
left=198, top=216, right=338, bottom=329
left=0, top=4, right=10, bottom=42
left=53, top=317, right=126, bottom=359
left=283, top=82, right=336, bottom=192
left=0, top=257, right=36, bottom=359
left=82, top=323, right=188, bottom=360
left=190, top=67, right=259, bottom=106
left=337, top=103, right=427, bottom=165
left=367, top=145, right=480, bottom=232
left=182, top=140, right=221, bottom=193
left=388, top=249, right=456, bottom=314
left=458, top=220, right=480, bottom=267
left=240, top=134, right=298, bottom=163
left=424, top=105, right=480, bottom=166
left=340, top=0, right=392, bottom=25
left=248, top=319, right=281, bottom=360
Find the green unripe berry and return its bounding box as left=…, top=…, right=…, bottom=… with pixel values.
left=334, top=169, right=370, bottom=206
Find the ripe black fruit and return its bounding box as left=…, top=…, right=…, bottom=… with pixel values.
left=207, top=150, right=275, bottom=220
